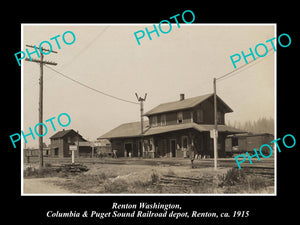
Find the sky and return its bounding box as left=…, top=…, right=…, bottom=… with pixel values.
left=22, top=24, right=275, bottom=148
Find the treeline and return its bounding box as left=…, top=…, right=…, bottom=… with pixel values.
left=227, top=117, right=274, bottom=134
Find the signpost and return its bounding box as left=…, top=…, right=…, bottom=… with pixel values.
left=210, top=129, right=218, bottom=139
left=69, top=145, right=77, bottom=164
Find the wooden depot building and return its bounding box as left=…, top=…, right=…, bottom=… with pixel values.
left=98, top=93, right=244, bottom=159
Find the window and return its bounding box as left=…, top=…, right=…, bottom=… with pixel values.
left=197, top=109, right=204, bottom=122
left=161, top=114, right=166, bottom=126
left=177, top=111, right=183, bottom=124
left=152, top=116, right=157, bottom=127
left=217, top=111, right=222, bottom=124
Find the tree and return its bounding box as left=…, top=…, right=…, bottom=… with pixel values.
left=229, top=117, right=274, bottom=134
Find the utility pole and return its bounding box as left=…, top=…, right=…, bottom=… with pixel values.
left=213, top=78, right=218, bottom=170
left=135, top=93, right=147, bottom=157
left=135, top=93, right=147, bottom=134
left=25, top=45, right=57, bottom=168
left=74, top=130, right=79, bottom=164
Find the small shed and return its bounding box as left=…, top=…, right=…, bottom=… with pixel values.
left=77, top=141, right=94, bottom=157
left=49, top=129, right=90, bottom=158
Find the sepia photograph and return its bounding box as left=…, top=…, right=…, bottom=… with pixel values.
left=21, top=24, right=276, bottom=195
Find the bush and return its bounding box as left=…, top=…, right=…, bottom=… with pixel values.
left=247, top=176, right=269, bottom=190
left=72, top=174, right=107, bottom=189
left=24, top=166, right=56, bottom=178
left=104, top=179, right=129, bottom=193
left=98, top=172, right=107, bottom=180
left=218, top=168, right=247, bottom=187
left=151, top=171, right=159, bottom=184
left=166, top=169, right=176, bottom=176
left=217, top=168, right=272, bottom=193
left=24, top=167, right=36, bottom=177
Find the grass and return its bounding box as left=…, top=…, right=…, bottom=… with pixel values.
left=24, top=166, right=60, bottom=178
left=217, top=168, right=273, bottom=193
left=23, top=163, right=88, bottom=179
left=62, top=173, right=108, bottom=193
left=53, top=166, right=273, bottom=194
left=24, top=158, right=274, bottom=194
left=103, top=170, right=161, bottom=193
left=217, top=168, right=247, bottom=187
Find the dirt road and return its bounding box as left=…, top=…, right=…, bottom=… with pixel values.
left=23, top=178, right=72, bottom=194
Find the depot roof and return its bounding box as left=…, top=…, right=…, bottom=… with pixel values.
left=49, top=129, right=84, bottom=140
left=98, top=121, right=244, bottom=140
left=143, top=93, right=233, bottom=116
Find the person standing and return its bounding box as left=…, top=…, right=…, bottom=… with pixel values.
left=113, top=149, right=118, bottom=159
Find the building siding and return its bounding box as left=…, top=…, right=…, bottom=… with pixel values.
left=148, top=97, right=226, bottom=128
left=109, top=129, right=228, bottom=159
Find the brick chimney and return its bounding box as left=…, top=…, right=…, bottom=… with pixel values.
left=180, top=93, right=185, bottom=101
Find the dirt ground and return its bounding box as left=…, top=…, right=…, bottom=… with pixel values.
left=23, top=177, right=72, bottom=194
left=23, top=157, right=275, bottom=194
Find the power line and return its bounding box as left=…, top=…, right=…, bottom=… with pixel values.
left=44, top=65, right=139, bottom=105
left=216, top=48, right=275, bottom=82
left=25, top=45, right=58, bottom=168
left=60, top=26, right=110, bottom=69
left=212, top=47, right=275, bottom=170
left=26, top=27, right=110, bottom=88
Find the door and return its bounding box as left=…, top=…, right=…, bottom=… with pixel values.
left=54, top=147, right=59, bottom=157
left=170, top=139, right=176, bottom=157
left=182, top=136, right=188, bottom=158
left=124, top=143, right=133, bottom=157
left=225, top=137, right=232, bottom=153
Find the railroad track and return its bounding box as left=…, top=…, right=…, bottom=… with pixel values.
left=238, top=166, right=275, bottom=182
left=159, top=174, right=213, bottom=186
left=159, top=166, right=275, bottom=187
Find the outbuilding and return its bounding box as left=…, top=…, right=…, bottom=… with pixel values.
left=49, top=129, right=92, bottom=158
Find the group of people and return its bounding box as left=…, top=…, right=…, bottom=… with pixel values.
left=189, top=142, right=209, bottom=168
left=96, top=149, right=118, bottom=158
left=98, top=144, right=208, bottom=169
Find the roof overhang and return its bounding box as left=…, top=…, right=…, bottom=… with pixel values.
left=143, top=123, right=245, bottom=136
left=99, top=123, right=246, bottom=140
